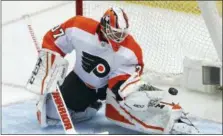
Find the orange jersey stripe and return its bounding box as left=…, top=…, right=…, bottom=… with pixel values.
left=108, top=74, right=130, bottom=89
left=42, top=31, right=66, bottom=57
left=42, top=16, right=99, bottom=56
left=120, top=35, right=144, bottom=75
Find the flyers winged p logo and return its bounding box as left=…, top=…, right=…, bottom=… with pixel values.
left=82, top=51, right=110, bottom=78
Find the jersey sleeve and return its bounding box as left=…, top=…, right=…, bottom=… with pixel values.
left=108, top=35, right=144, bottom=92
left=108, top=63, right=143, bottom=89
left=42, top=17, right=78, bottom=57
left=108, top=62, right=143, bottom=100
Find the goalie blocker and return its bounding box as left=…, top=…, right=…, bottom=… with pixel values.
left=26, top=49, right=106, bottom=128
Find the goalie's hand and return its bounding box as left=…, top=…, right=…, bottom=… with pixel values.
left=26, top=49, right=69, bottom=95
left=117, top=71, right=165, bottom=111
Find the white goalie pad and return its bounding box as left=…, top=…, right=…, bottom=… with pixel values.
left=36, top=94, right=49, bottom=128
left=106, top=70, right=184, bottom=134
left=106, top=90, right=183, bottom=134
left=26, top=49, right=69, bottom=95
left=106, top=69, right=199, bottom=134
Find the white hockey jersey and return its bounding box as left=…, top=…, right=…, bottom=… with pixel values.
left=42, top=16, right=144, bottom=89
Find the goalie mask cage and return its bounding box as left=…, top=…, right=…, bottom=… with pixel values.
left=2, top=1, right=222, bottom=92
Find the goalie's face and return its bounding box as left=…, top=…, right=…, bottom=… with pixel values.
left=105, top=24, right=129, bottom=43
left=100, top=7, right=129, bottom=43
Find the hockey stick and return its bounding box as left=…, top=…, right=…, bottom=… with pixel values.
left=51, top=82, right=76, bottom=134
left=22, top=14, right=41, bottom=53
left=23, top=14, right=76, bottom=134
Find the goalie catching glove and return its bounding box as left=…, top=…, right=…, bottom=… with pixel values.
left=107, top=69, right=199, bottom=134
left=117, top=69, right=165, bottom=112
left=26, top=49, right=69, bottom=95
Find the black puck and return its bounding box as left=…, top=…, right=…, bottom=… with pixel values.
left=168, top=87, right=178, bottom=95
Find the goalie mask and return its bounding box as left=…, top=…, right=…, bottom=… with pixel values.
left=100, top=7, right=129, bottom=48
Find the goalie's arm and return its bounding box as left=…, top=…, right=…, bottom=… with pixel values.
left=42, top=16, right=99, bottom=56
left=41, top=17, right=79, bottom=56
left=27, top=16, right=84, bottom=95
left=108, top=63, right=144, bottom=101
left=108, top=45, right=144, bottom=100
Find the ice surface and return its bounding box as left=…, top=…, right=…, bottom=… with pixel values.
left=2, top=100, right=141, bottom=134
left=2, top=99, right=222, bottom=134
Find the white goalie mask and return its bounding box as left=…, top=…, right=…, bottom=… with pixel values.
left=100, top=7, right=129, bottom=43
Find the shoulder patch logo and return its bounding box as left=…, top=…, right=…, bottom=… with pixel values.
left=82, top=51, right=110, bottom=78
